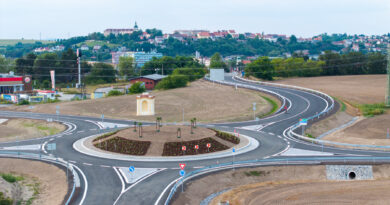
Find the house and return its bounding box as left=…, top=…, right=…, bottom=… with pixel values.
left=129, top=74, right=167, bottom=90
left=197, top=32, right=211, bottom=39
left=80, top=45, right=89, bottom=51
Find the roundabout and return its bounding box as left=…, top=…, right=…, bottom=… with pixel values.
left=1, top=74, right=389, bottom=205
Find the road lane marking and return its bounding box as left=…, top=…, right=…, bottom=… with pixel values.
left=100, top=165, right=111, bottom=168
left=82, top=163, right=92, bottom=166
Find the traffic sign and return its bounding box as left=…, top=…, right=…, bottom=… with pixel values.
left=232, top=148, right=236, bottom=153
left=180, top=170, right=185, bottom=176
left=179, top=163, right=186, bottom=170
left=101, top=114, right=104, bottom=119
left=182, top=146, right=186, bottom=151
left=206, top=143, right=211, bottom=148
left=299, top=118, right=308, bottom=126
left=194, top=145, right=199, bottom=150
left=252, top=102, right=256, bottom=111
left=129, top=166, right=135, bottom=172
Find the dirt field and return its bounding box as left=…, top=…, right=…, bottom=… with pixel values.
left=173, top=165, right=390, bottom=205
left=0, top=158, right=67, bottom=205
left=277, top=74, right=387, bottom=104
left=0, top=118, right=66, bottom=142
left=1, top=80, right=278, bottom=123
left=88, top=126, right=247, bottom=156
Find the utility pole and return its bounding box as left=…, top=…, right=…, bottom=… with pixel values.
left=77, top=49, right=81, bottom=89
left=162, top=64, right=164, bottom=76
left=386, top=44, right=390, bottom=106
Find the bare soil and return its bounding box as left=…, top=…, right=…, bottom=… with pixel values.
left=1, top=80, right=277, bottom=123
left=0, top=118, right=65, bottom=142
left=172, top=165, right=390, bottom=205
left=90, top=126, right=240, bottom=156
left=0, top=158, right=67, bottom=205
left=276, top=74, right=387, bottom=104
left=276, top=75, right=390, bottom=147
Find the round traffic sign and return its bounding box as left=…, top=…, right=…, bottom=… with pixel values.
left=206, top=143, right=211, bottom=148
left=182, top=146, right=186, bottom=151
left=194, top=145, right=199, bottom=150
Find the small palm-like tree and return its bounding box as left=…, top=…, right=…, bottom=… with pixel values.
left=158, top=117, right=163, bottom=128
left=193, top=117, right=197, bottom=128
left=138, top=122, right=143, bottom=138
left=133, top=121, right=137, bottom=132
left=190, top=119, right=194, bottom=134
left=177, top=128, right=181, bottom=138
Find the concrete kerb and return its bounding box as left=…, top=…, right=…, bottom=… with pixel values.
left=72, top=132, right=259, bottom=162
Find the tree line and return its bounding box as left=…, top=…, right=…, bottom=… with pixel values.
left=244, top=51, right=388, bottom=80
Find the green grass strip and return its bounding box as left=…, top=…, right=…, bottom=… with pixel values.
left=259, top=96, right=278, bottom=118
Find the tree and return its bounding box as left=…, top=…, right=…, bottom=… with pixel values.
left=14, top=53, right=36, bottom=75
left=58, top=48, right=78, bottom=83
left=85, top=63, right=116, bottom=84
left=289, top=35, right=297, bottom=44
left=128, top=81, right=146, bottom=94
left=155, top=75, right=188, bottom=90
left=33, top=53, right=58, bottom=82
left=244, top=57, right=274, bottom=80
left=118, top=56, right=135, bottom=79
left=210, top=52, right=228, bottom=72
left=0, top=55, right=10, bottom=73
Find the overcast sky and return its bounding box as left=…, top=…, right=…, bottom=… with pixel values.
left=1, top=0, right=389, bottom=39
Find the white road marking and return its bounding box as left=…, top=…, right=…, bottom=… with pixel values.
left=82, top=163, right=93, bottom=166
left=69, top=160, right=77, bottom=163
left=73, top=165, right=88, bottom=205
left=268, top=132, right=275, bottom=135
left=193, top=166, right=204, bottom=169
left=155, top=177, right=181, bottom=205
left=100, top=165, right=111, bottom=168
left=77, top=131, right=85, bottom=133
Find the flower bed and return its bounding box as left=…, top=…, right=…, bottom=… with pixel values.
left=92, top=130, right=119, bottom=142
left=94, top=137, right=151, bottom=155
left=162, top=137, right=229, bottom=156
left=213, top=129, right=240, bottom=144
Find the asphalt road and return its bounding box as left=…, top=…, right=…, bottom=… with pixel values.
left=0, top=75, right=389, bottom=205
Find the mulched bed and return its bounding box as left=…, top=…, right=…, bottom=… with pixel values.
left=94, top=137, right=151, bottom=155
left=162, top=137, right=229, bottom=156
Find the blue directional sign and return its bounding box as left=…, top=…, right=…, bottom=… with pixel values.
left=101, top=114, right=104, bottom=119
left=129, top=166, right=135, bottom=173
left=300, top=118, right=308, bottom=126
left=179, top=170, right=185, bottom=176
left=232, top=148, right=236, bottom=153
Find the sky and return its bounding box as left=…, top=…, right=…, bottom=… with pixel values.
left=1, top=0, right=390, bottom=39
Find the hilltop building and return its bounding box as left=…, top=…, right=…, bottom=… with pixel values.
left=104, top=22, right=140, bottom=36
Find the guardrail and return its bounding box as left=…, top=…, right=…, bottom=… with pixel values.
left=0, top=151, right=79, bottom=205
left=233, top=74, right=390, bottom=151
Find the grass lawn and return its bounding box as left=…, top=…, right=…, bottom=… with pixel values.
left=0, top=39, right=53, bottom=46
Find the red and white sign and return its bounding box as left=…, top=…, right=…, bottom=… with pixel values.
left=194, top=145, right=199, bottom=150
left=179, top=163, right=186, bottom=170
left=206, top=143, right=211, bottom=148
left=182, top=146, right=186, bottom=151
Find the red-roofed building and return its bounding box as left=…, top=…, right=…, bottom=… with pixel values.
left=197, top=32, right=211, bottom=39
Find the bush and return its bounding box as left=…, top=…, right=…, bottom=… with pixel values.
left=128, top=82, right=146, bottom=94
left=359, top=103, right=386, bottom=117
left=155, top=75, right=189, bottom=90
left=1, top=173, right=23, bottom=183
left=172, top=68, right=206, bottom=82
left=107, top=90, right=124, bottom=97
left=18, top=100, right=30, bottom=105
left=0, top=192, right=12, bottom=205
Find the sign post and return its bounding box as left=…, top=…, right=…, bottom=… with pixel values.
left=194, top=145, right=199, bottom=154
left=179, top=170, right=186, bottom=192
left=252, top=102, right=256, bottom=120
left=299, top=118, right=308, bottom=136
left=182, top=145, right=186, bottom=155
left=56, top=105, right=60, bottom=121
left=232, top=147, right=236, bottom=171
left=206, top=143, right=211, bottom=152
left=129, top=166, right=135, bottom=182
left=101, top=114, right=104, bottom=123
